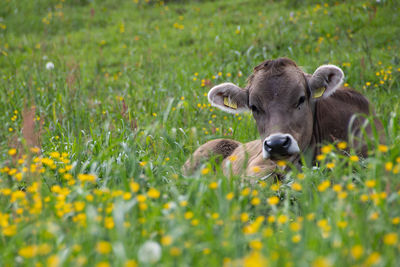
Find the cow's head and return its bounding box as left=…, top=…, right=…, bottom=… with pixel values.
left=208, top=58, right=344, bottom=160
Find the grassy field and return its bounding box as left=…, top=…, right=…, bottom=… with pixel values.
left=1, top=0, right=400, bottom=266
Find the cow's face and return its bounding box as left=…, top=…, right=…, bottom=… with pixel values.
left=208, top=58, right=344, bottom=160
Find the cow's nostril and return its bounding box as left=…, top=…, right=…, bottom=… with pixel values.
left=282, top=136, right=291, bottom=148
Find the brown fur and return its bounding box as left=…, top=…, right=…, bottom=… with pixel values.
left=184, top=58, right=384, bottom=179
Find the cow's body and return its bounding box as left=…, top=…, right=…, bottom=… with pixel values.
left=183, top=58, right=383, bottom=179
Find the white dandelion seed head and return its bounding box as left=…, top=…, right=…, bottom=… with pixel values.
left=138, top=241, right=161, bottom=263
left=46, top=62, right=54, bottom=70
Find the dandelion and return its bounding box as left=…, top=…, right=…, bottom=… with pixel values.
left=378, top=144, right=388, bottom=152
left=349, top=155, right=359, bottom=162
left=249, top=240, right=263, bottom=250
left=392, top=217, right=400, bottom=225
left=321, top=145, right=333, bottom=154
left=251, top=197, right=260, bottom=206
left=385, top=162, right=393, bottom=171
left=290, top=222, right=301, bottom=232
left=326, top=162, right=335, bottom=169
left=277, top=215, right=288, bottom=224
left=297, top=173, right=305, bottom=180
left=337, top=141, right=347, bottom=150
left=147, top=188, right=160, bottom=198
left=8, top=148, right=17, bottom=156
left=170, top=247, right=182, bottom=256
left=291, top=182, right=302, bottom=191
left=209, top=182, right=218, bottom=189
left=292, top=234, right=301, bottom=243
left=124, top=260, right=138, bottom=267
left=96, top=241, right=112, bottom=254
left=240, top=213, right=249, bottom=222
left=316, top=154, right=325, bottom=161
left=267, top=196, right=279, bottom=205
left=383, top=233, right=397, bottom=245
left=138, top=241, right=161, bottom=263
left=312, top=257, right=332, bottom=267
left=252, top=166, right=261, bottom=173
left=201, top=168, right=210, bottom=175
left=161, top=235, right=173, bottom=246
left=243, top=251, right=268, bottom=267
left=317, top=180, right=330, bottom=192
left=184, top=211, right=194, bottom=220
left=365, top=180, right=376, bottom=188
left=365, top=252, right=381, bottom=266
left=226, top=192, right=234, bottom=200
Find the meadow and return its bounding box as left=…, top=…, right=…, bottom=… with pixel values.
left=1, top=0, right=400, bottom=266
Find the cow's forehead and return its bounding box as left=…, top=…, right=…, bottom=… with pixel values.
left=248, top=66, right=306, bottom=97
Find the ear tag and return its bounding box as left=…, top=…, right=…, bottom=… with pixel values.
left=313, top=87, right=326, bottom=99
left=224, top=97, right=237, bottom=109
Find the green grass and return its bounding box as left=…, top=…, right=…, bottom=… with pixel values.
left=1, top=0, right=400, bottom=266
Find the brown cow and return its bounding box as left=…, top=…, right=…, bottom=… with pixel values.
left=183, top=58, right=383, bottom=180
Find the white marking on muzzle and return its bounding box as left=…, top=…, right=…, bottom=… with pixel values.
left=262, top=133, right=300, bottom=159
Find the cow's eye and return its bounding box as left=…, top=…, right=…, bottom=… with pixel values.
left=296, top=96, right=305, bottom=109
left=250, top=105, right=259, bottom=114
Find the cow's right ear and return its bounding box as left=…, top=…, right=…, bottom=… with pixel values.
left=309, top=65, right=344, bottom=99
left=208, top=83, right=249, bottom=114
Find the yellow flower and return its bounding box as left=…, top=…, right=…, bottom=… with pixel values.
left=292, top=234, right=301, bottom=243
left=365, top=252, right=381, bottom=266
left=136, top=194, right=146, bottom=202
left=170, top=247, right=182, bottom=256
left=184, top=211, right=194, bottom=220
left=130, top=182, right=140, bottom=192
left=18, top=245, right=37, bottom=258
left=378, top=144, right=388, bottom=152
left=351, top=245, right=364, bottom=259
left=139, top=161, right=147, bottom=167
left=326, top=162, right=335, bottom=169
left=337, top=221, right=348, bottom=229
left=47, top=255, right=60, bottom=267
left=241, top=187, right=251, bottom=196
left=349, top=155, right=359, bottom=162
left=252, top=166, right=261, bottom=173
left=249, top=240, right=263, bottom=250
left=297, top=173, right=305, bottom=180
left=385, top=162, right=393, bottom=171
left=312, top=257, right=332, bottom=267
left=209, top=182, right=218, bottom=189
left=243, top=251, right=268, bottom=267
left=365, top=180, right=376, bottom=188
left=201, top=168, right=210, bottom=175
left=290, top=222, right=301, bottom=232
left=316, top=154, right=325, bottom=161
left=277, top=215, right=288, bottom=224
left=277, top=160, right=286, bottom=167
left=321, top=145, right=333, bottom=154
left=228, top=155, right=238, bottom=162
left=161, top=235, right=173, bottom=246
left=391, top=217, right=400, bottom=225
left=8, top=148, right=17, bottom=156
left=291, top=182, right=302, bottom=191
left=147, top=188, right=160, bottom=198
left=226, top=192, right=234, bottom=200
left=317, top=180, right=330, bottom=192
left=240, top=213, right=249, bottom=222
left=124, top=260, right=138, bottom=267
left=383, top=233, right=397, bottom=245
left=251, top=197, right=260, bottom=206
left=267, top=196, right=279, bottom=205
left=96, top=262, right=110, bottom=267
left=96, top=241, right=112, bottom=254
left=104, top=217, right=114, bottom=229
left=337, top=141, right=347, bottom=150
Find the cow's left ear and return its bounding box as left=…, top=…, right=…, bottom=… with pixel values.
left=208, top=83, right=249, bottom=114
left=308, top=65, right=344, bottom=99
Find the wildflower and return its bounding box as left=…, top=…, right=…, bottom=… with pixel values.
left=252, top=166, right=261, bottom=173
left=316, top=154, right=325, bottom=161
left=124, top=260, right=138, bottom=267
left=46, top=62, right=55, bottom=70
left=297, top=173, right=305, bottom=180
left=8, top=148, right=17, bottom=156
left=312, top=257, right=332, bottom=267
left=179, top=200, right=188, bottom=207
left=267, top=196, right=279, bottom=205
left=240, top=213, right=249, bottom=222
left=383, top=233, right=397, bottom=245
left=291, top=182, right=302, bottom=191
left=251, top=197, right=260, bottom=206
left=351, top=245, right=363, bottom=259
left=337, top=221, right=348, bottom=229
left=96, top=241, right=112, bottom=254
left=209, top=182, right=218, bottom=189
left=385, top=162, right=393, bottom=171
left=317, top=180, right=330, bottom=192
left=161, top=235, right=173, bottom=246
left=243, top=251, right=268, bottom=267
left=349, top=155, right=359, bottom=162
left=136, top=194, right=146, bottom=202
left=203, top=248, right=210, bottom=254
left=147, top=188, right=160, bottom=198
left=184, top=211, right=194, bottom=220
left=226, top=192, right=234, bottom=200
left=277, top=160, right=286, bottom=167
left=138, top=241, right=161, bottom=263
left=130, top=182, right=140, bottom=192
left=365, top=252, right=381, bottom=266
left=201, top=168, right=210, bottom=175
left=228, top=155, right=238, bottom=162
left=326, top=162, right=335, bottom=169
left=139, top=161, right=147, bottom=167
left=321, top=145, right=333, bottom=154
left=241, top=187, right=251, bottom=196
left=337, top=141, right=347, bottom=150
left=391, top=217, right=400, bottom=225
left=170, top=247, right=182, bottom=256
left=19, top=245, right=37, bottom=258
left=277, top=215, right=288, bottom=224
left=292, top=234, right=301, bottom=243
left=249, top=240, right=263, bottom=250
left=290, top=222, right=301, bottom=232
left=378, top=144, right=388, bottom=152
left=365, top=180, right=376, bottom=188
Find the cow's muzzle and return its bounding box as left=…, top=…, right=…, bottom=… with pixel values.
left=263, top=133, right=300, bottom=159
